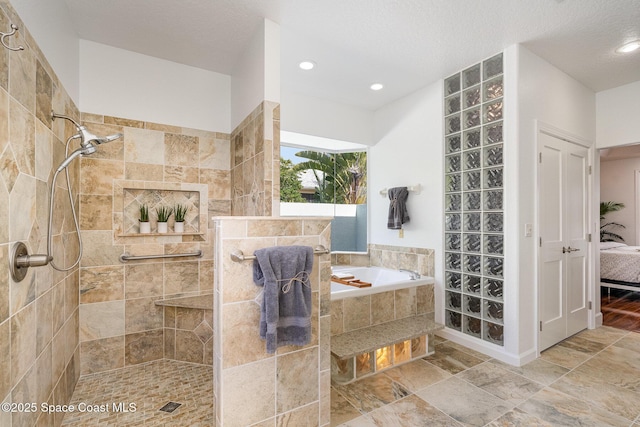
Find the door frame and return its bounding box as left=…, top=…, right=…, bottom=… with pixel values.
left=535, top=121, right=595, bottom=356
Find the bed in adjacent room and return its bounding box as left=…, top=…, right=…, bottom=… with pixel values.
left=600, top=242, right=640, bottom=291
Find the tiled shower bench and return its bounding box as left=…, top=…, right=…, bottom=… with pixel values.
left=330, top=314, right=444, bottom=384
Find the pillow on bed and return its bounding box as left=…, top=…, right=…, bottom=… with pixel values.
left=600, top=242, right=627, bottom=250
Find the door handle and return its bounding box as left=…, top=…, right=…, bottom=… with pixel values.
left=562, top=246, right=580, bottom=253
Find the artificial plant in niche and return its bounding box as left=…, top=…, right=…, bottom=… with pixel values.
left=174, top=204, right=188, bottom=233
left=139, top=204, right=150, bottom=234
left=156, top=206, right=173, bottom=234
left=600, top=201, right=625, bottom=242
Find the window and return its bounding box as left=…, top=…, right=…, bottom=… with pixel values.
left=280, top=132, right=368, bottom=252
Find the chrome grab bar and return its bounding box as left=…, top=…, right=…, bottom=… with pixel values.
left=119, top=250, right=203, bottom=262
left=230, top=245, right=330, bottom=262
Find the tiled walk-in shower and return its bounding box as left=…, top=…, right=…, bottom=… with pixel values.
left=61, top=360, right=213, bottom=426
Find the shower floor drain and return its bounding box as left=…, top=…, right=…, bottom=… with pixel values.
left=159, top=402, right=182, bottom=413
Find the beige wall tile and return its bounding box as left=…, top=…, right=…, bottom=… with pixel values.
left=0, top=319, right=10, bottom=400
left=331, top=300, right=343, bottom=336
left=10, top=301, right=36, bottom=387
left=222, top=358, right=276, bottom=427
left=80, top=158, right=124, bottom=195
left=371, top=291, right=395, bottom=325
left=34, top=119, right=52, bottom=182
left=176, top=307, right=204, bottom=330
left=175, top=330, right=204, bottom=364
left=125, top=162, right=163, bottom=181
left=200, top=168, right=231, bottom=199
left=125, top=296, right=163, bottom=333
left=124, top=263, right=163, bottom=299
left=0, top=245, right=10, bottom=322
left=343, top=296, right=371, bottom=332
left=9, top=172, right=35, bottom=242
left=200, top=135, right=230, bottom=170
left=125, top=329, right=163, bottom=365
left=221, top=237, right=275, bottom=304
left=276, top=402, right=318, bottom=427
left=79, top=300, right=124, bottom=341
left=0, top=177, right=9, bottom=245
left=36, top=289, right=53, bottom=356
left=79, top=195, right=113, bottom=230
left=222, top=301, right=270, bottom=368
left=164, top=165, right=199, bottom=182
left=165, top=133, right=198, bottom=167
left=124, top=127, right=165, bottom=164
left=80, top=230, right=124, bottom=267
left=9, top=43, right=35, bottom=114
left=164, top=261, right=199, bottom=296
left=80, top=266, right=124, bottom=303
left=80, top=336, right=124, bottom=375
left=276, top=347, right=319, bottom=413
left=395, top=288, right=417, bottom=319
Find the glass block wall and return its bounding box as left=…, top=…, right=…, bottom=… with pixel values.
left=443, top=53, right=504, bottom=346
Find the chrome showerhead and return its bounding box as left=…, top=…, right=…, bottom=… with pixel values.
left=76, top=125, right=123, bottom=146
left=56, top=144, right=98, bottom=172
left=51, top=110, right=123, bottom=148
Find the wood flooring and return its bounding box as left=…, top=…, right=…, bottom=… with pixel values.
left=600, top=286, right=640, bottom=332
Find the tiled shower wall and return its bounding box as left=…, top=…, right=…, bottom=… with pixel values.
left=0, top=2, right=82, bottom=426
left=77, top=114, right=231, bottom=375
left=213, top=217, right=332, bottom=427
left=230, top=101, right=280, bottom=216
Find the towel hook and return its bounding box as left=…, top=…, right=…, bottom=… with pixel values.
left=1, top=24, right=24, bottom=51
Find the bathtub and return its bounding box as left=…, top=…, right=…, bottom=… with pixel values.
left=330, top=266, right=434, bottom=300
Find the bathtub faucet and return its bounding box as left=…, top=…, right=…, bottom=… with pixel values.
left=399, top=269, right=420, bottom=280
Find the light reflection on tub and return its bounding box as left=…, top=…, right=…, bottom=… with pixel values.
left=330, top=266, right=434, bottom=300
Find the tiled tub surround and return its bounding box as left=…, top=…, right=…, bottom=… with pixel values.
left=213, top=217, right=332, bottom=426
left=77, top=113, right=230, bottom=376
left=332, top=243, right=435, bottom=278
left=0, top=2, right=83, bottom=426
left=155, top=294, right=213, bottom=365
left=230, top=101, right=280, bottom=216
left=330, top=270, right=438, bottom=385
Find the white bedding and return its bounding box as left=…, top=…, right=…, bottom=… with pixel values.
left=600, top=243, right=640, bottom=283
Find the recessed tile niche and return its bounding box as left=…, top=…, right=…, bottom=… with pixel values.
left=114, top=180, right=208, bottom=236
left=443, top=52, right=504, bottom=346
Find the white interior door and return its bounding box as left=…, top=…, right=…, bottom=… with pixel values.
left=539, top=132, right=589, bottom=351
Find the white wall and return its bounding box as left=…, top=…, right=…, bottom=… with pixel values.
left=281, top=90, right=375, bottom=146
left=370, top=82, right=443, bottom=248
left=231, top=19, right=281, bottom=130
left=600, top=157, right=640, bottom=245
left=10, top=0, right=80, bottom=103
left=597, top=80, right=640, bottom=148
left=79, top=40, right=231, bottom=132
left=513, top=44, right=596, bottom=360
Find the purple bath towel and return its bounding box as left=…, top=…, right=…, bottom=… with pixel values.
left=253, top=245, right=314, bottom=353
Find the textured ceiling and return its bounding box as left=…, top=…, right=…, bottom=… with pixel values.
left=63, top=0, right=640, bottom=110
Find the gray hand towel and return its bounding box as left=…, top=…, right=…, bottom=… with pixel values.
left=253, top=245, right=314, bottom=353
left=388, top=187, right=410, bottom=229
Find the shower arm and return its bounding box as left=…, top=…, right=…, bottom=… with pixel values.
left=51, top=110, right=81, bottom=128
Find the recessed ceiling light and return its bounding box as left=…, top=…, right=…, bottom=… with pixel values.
left=370, top=83, right=384, bottom=91
left=299, top=61, right=316, bottom=70
left=616, top=40, right=640, bottom=54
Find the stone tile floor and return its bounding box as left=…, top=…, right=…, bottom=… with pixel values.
left=61, top=359, right=213, bottom=426
left=332, top=326, right=640, bottom=426
left=60, top=326, right=640, bottom=426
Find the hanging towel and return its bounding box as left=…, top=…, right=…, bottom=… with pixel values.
left=253, top=245, right=314, bottom=353
left=387, top=187, right=410, bottom=229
